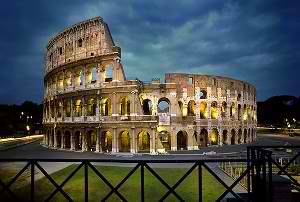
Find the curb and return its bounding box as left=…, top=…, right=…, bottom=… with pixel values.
left=0, top=138, right=42, bottom=151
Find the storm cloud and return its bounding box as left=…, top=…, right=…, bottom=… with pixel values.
left=0, top=0, right=299, bottom=104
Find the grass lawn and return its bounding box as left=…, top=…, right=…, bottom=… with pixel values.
left=1, top=164, right=226, bottom=201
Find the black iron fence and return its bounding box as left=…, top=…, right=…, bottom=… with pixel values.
left=0, top=146, right=299, bottom=201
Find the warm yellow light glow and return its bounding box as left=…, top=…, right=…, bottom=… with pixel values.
left=26, top=125, right=30, bottom=131
left=157, top=126, right=167, bottom=132
left=211, top=102, right=218, bottom=119
left=210, top=129, right=218, bottom=145
left=200, top=102, right=207, bottom=119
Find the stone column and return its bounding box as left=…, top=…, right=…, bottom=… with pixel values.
left=112, top=92, right=117, bottom=116
left=187, top=132, right=194, bottom=150
left=53, top=126, right=57, bottom=148
left=150, top=127, right=156, bottom=154
left=195, top=101, right=200, bottom=120
left=82, top=129, right=87, bottom=152
left=70, top=130, right=75, bottom=150
left=130, top=127, right=136, bottom=153
left=112, top=127, right=117, bottom=153
left=96, top=127, right=102, bottom=152
left=61, top=132, right=65, bottom=149
left=171, top=131, right=177, bottom=151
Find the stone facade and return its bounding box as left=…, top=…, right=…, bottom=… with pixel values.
left=43, top=17, right=257, bottom=154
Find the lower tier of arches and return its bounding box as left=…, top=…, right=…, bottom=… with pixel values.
left=43, top=126, right=257, bottom=153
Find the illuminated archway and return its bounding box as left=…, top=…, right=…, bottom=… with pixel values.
left=65, top=100, right=71, bottom=117
left=243, top=104, right=247, bottom=121
left=230, top=103, right=236, bottom=117
left=100, top=97, right=112, bottom=116
left=221, top=102, right=227, bottom=118
left=187, top=100, right=196, bottom=116
left=101, top=131, right=112, bottom=152
left=211, top=101, right=218, bottom=119
left=200, top=102, right=207, bottom=119
left=87, top=98, right=96, bottom=116
left=75, top=99, right=82, bottom=117
left=158, top=131, right=171, bottom=150
left=120, top=97, right=130, bottom=115
left=177, top=131, right=188, bottom=150
left=137, top=131, right=150, bottom=152
left=210, top=128, right=219, bottom=145
left=119, top=131, right=130, bottom=152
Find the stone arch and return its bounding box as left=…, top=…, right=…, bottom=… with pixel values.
left=119, top=130, right=130, bottom=152
left=158, top=97, right=170, bottom=113
left=211, top=101, right=218, bottom=119
left=210, top=128, right=219, bottom=145
left=244, top=129, right=248, bottom=143
left=75, top=68, right=84, bottom=86
left=187, top=100, right=196, bottom=116
left=101, top=130, right=112, bottom=152
left=221, top=102, right=227, bottom=118
left=177, top=131, right=188, bottom=150
left=104, top=64, right=113, bottom=82
left=200, top=102, right=207, bottom=119
left=158, top=130, right=171, bottom=150
left=57, top=72, right=64, bottom=90
left=75, top=99, right=83, bottom=117
left=199, top=128, right=208, bottom=147
left=243, top=104, right=247, bottom=121
left=74, top=130, right=82, bottom=150
left=178, top=101, right=183, bottom=116
left=64, top=99, right=72, bottom=117
left=57, top=101, right=63, bottom=118
left=230, top=103, right=236, bottom=117
left=86, top=130, right=96, bottom=151
left=120, top=97, right=130, bottom=115
left=248, top=128, right=251, bottom=142
left=238, top=129, right=242, bottom=143
left=142, top=99, right=152, bottom=115
left=64, top=130, right=71, bottom=149
left=231, top=129, right=235, bottom=145
left=64, top=71, right=72, bottom=87
left=137, top=130, right=150, bottom=152
left=87, top=97, right=96, bottom=116
left=238, top=104, right=241, bottom=120
left=100, top=97, right=112, bottom=116
left=222, top=130, right=228, bottom=145
left=56, top=130, right=62, bottom=148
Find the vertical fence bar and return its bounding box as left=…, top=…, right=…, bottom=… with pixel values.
left=141, top=163, right=144, bottom=202
left=268, top=152, right=273, bottom=202
left=247, top=147, right=250, bottom=202
left=198, top=162, right=202, bottom=202
left=31, top=161, right=34, bottom=202
left=85, top=161, right=88, bottom=202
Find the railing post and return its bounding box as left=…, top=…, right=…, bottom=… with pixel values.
left=268, top=152, right=273, bottom=202
left=198, top=162, right=202, bottom=202
left=85, top=161, right=88, bottom=202
left=141, top=162, right=144, bottom=202
left=31, top=160, right=34, bottom=202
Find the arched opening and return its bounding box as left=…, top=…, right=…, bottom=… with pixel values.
left=177, top=131, right=188, bottom=150
left=105, top=64, right=113, bottom=82
left=56, top=131, right=62, bottom=148
left=200, top=90, right=207, bottom=99
left=210, top=128, right=219, bottom=145
left=248, top=129, right=251, bottom=142
left=74, top=131, right=82, bottom=150
left=244, top=129, right=248, bottom=143
left=101, top=131, right=112, bottom=152
left=142, top=99, right=152, bottom=115
left=86, top=130, right=96, bottom=151
left=238, top=104, right=241, bottom=120
left=200, top=102, right=207, bottom=119
left=221, top=102, right=227, bottom=118
left=238, top=129, right=242, bottom=143
left=75, top=99, right=82, bottom=117
left=57, top=102, right=63, bottom=118
left=211, top=101, right=218, bottom=119
left=65, top=100, right=71, bottom=117
left=199, top=129, right=208, bottom=147
left=231, top=129, right=235, bottom=145
left=75, top=68, right=83, bottom=86
left=243, top=104, right=247, bottom=121
left=119, top=131, right=130, bottom=152
left=237, top=93, right=241, bottom=101
left=64, top=131, right=71, bottom=149
left=178, top=101, right=183, bottom=116
left=158, top=98, right=170, bottom=113
left=87, top=98, right=96, bottom=116
left=100, top=97, right=112, bottom=116
left=137, top=131, right=150, bottom=152
left=57, top=73, right=64, bottom=90
left=230, top=103, right=236, bottom=117
left=91, top=67, right=97, bottom=83
left=187, top=100, right=196, bottom=116
left=64, top=71, right=72, bottom=87
left=158, top=131, right=171, bottom=150
left=222, top=130, right=228, bottom=145
left=120, top=97, right=130, bottom=115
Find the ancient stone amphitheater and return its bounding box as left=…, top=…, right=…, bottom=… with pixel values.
left=43, top=17, right=257, bottom=154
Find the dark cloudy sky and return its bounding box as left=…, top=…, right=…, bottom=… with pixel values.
left=0, top=0, right=299, bottom=104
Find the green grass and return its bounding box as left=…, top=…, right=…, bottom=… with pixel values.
left=1, top=164, right=226, bottom=202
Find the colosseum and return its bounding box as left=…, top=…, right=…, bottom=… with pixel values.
left=43, top=17, right=257, bottom=154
